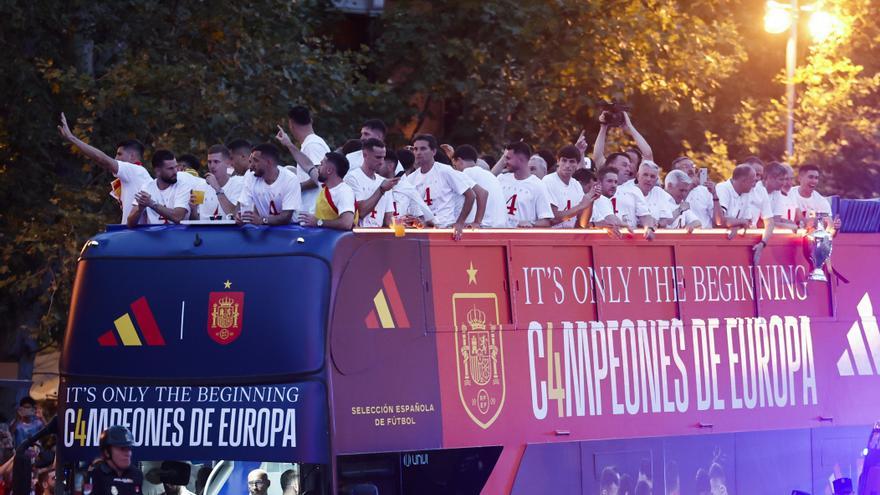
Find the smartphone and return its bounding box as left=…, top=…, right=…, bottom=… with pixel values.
left=699, top=168, right=708, bottom=185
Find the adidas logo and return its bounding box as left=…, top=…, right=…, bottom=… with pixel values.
left=836, top=293, right=880, bottom=376
left=364, top=270, right=410, bottom=329
left=97, top=296, right=166, bottom=347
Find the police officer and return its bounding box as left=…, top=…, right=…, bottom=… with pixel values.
left=90, top=426, right=143, bottom=495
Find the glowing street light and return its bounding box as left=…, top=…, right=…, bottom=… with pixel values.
left=764, top=4, right=793, bottom=34
left=764, top=1, right=840, bottom=158
left=808, top=11, right=838, bottom=41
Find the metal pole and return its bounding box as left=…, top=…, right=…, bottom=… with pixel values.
left=785, top=0, right=798, bottom=159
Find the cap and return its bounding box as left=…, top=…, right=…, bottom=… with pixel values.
left=99, top=425, right=134, bottom=449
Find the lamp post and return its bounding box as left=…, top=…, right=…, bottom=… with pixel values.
left=764, top=1, right=838, bottom=159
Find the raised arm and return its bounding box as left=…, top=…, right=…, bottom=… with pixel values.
left=58, top=113, right=119, bottom=175
left=276, top=126, right=320, bottom=188
left=622, top=112, right=653, bottom=162
left=592, top=120, right=608, bottom=168
left=490, top=153, right=508, bottom=176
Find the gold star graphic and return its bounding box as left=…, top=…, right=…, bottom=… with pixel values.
left=466, top=262, right=478, bottom=285
left=224, top=280, right=232, bottom=289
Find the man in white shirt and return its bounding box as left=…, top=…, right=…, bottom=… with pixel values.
left=345, top=119, right=393, bottom=172
left=497, top=142, right=553, bottom=228
left=672, top=156, right=721, bottom=228
left=188, top=145, right=243, bottom=220
left=381, top=150, right=435, bottom=226
left=236, top=144, right=301, bottom=225
left=58, top=113, right=152, bottom=224
left=452, top=145, right=506, bottom=228
left=285, top=106, right=330, bottom=213
left=589, top=166, right=625, bottom=236
left=627, top=160, right=670, bottom=228
left=792, top=164, right=833, bottom=219
left=283, top=147, right=355, bottom=231
left=343, top=137, right=397, bottom=227
left=715, top=163, right=765, bottom=232
left=764, top=162, right=799, bottom=230
left=612, top=164, right=658, bottom=239
left=528, top=154, right=548, bottom=179
left=408, top=134, right=477, bottom=239
left=664, top=170, right=702, bottom=231
left=127, top=150, right=190, bottom=226
left=542, top=145, right=597, bottom=228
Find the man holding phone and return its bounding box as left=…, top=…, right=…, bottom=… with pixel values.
left=672, top=156, right=721, bottom=228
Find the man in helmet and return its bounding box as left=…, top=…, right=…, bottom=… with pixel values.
left=90, top=425, right=143, bottom=495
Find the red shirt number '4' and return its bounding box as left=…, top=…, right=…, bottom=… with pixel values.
left=506, top=194, right=518, bottom=215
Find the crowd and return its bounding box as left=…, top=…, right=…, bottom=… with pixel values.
left=0, top=397, right=56, bottom=495
left=58, top=106, right=837, bottom=249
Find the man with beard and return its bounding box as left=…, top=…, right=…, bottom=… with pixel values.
left=283, top=143, right=355, bottom=230
left=58, top=113, right=151, bottom=224
left=236, top=144, right=301, bottom=225
left=589, top=167, right=624, bottom=230
left=127, top=150, right=190, bottom=226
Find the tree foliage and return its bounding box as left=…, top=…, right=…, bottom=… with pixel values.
left=375, top=0, right=745, bottom=155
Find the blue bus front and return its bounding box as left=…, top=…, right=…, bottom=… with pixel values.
left=58, top=226, right=342, bottom=495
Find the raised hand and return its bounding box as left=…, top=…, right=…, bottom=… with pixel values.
left=275, top=125, right=294, bottom=149
left=575, top=130, right=588, bottom=154
left=58, top=112, right=74, bottom=141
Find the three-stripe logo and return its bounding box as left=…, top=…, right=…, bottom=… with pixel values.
left=97, top=296, right=166, bottom=346
left=836, top=293, right=880, bottom=376
left=364, top=270, right=410, bottom=329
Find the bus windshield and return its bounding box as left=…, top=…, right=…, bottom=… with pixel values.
left=62, top=256, right=329, bottom=380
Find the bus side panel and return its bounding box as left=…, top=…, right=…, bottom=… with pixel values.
left=330, top=237, right=443, bottom=454
left=426, top=236, right=880, bottom=452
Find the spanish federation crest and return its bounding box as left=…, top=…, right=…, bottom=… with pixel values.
left=453, top=293, right=505, bottom=429
left=208, top=291, right=244, bottom=344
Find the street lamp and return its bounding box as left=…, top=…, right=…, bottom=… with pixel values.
left=763, top=1, right=839, bottom=159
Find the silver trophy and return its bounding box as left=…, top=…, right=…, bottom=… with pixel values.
left=803, top=218, right=833, bottom=281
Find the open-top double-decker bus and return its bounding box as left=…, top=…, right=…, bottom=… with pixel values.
left=57, top=226, right=880, bottom=494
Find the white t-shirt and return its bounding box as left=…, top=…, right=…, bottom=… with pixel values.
left=298, top=134, right=331, bottom=214
left=613, top=182, right=652, bottom=228
left=791, top=186, right=832, bottom=216
left=388, top=179, right=433, bottom=221
left=590, top=195, right=616, bottom=224
left=114, top=161, right=152, bottom=223
left=748, top=181, right=772, bottom=225
left=639, top=184, right=675, bottom=222
left=133, top=179, right=190, bottom=225
left=407, top=163, right=475, bottom=227
left=324, top=181, right=356, bottom=216
left=497, top=173, right=554, bottom=227
left=194, top=175, right=244, bottom=220
left=344, top=167, right=390, bottom=227
left=686, top=185, right=715, bottom=228
left=770, top=190, right=799, bottom=222
left=463, top=166, right=507, bottom=228
left=664, top=197, right=702, bottom=228
left=716, top=180, right=758, bottom=226
left=542, top=172, right=585, bottom=228
left=237, top=167, right=302, bottom=221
